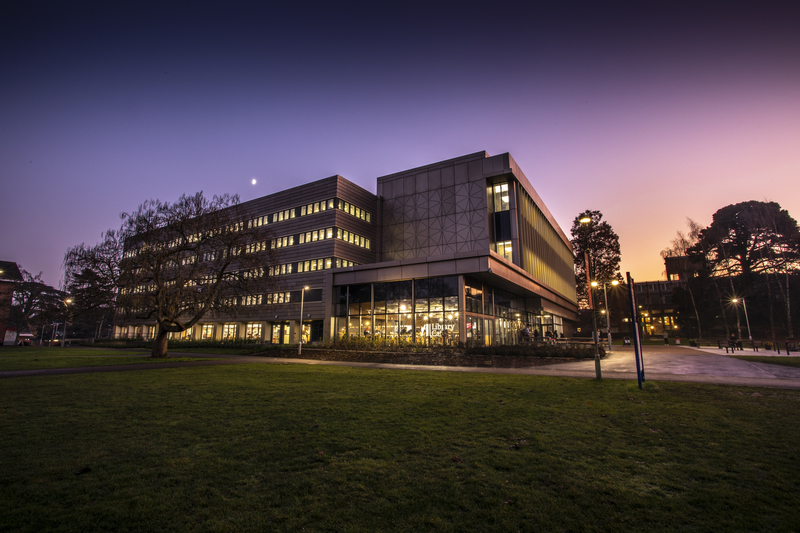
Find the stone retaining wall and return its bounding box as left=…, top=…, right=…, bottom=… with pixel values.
left=259, top=348, right=590, bottom=369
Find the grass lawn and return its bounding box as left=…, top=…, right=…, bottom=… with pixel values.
left=731, top=355, right=800, bottom=368
left=166, top=347, right=269, bottom=356
left=0, top=347, right=216, bottom=371
left=1, top=364, right=798, bottom=532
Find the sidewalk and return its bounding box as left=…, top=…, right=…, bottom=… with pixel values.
left=3, top=346, right=800, bottom=390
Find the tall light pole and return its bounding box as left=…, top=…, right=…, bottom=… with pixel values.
left=732, top=298, right=753, bottom=345
left=61, top=298, right=72, bottom=348
left=581, top=216, right=602, bottom=380
left=298, top=286, right=309, bottom=355
left=593, top=280, right=619, bottom=352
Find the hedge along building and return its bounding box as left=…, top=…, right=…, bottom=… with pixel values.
left=114, top=151, right=577, bottom=345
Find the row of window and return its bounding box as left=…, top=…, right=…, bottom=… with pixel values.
left=270, top=257, right=358, bottom=276
left=222, top=226, right=373, bottom=257
left=231, top=292, right=292, bottom=306
left=246, top=197, right=372, bottom=230
left=123, top=197, right=373, bottom=259
left=122, top=222, right=245, bottom=259
left=120, top=257, right=359, bottom=297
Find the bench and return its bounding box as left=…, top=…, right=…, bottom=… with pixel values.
left=776, top=341, right=797, bottom=354
left=717, top=339, right=742, bottom=353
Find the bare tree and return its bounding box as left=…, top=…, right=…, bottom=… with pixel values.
left=11, top=269, right=66, bottom=336
left=65, top=192, right=279, bottom=357
left=661, top=219, right=704, bottom=338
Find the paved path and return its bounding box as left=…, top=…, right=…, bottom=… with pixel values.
left=3, top=346, right=800, bottom=389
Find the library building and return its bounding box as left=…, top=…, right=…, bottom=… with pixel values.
left=115, top=151, right=578, bottom=345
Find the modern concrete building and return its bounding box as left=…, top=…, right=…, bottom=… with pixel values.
left=115, top=151, right=578, bottom=345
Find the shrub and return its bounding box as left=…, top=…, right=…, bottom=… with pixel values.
left=464, top=342, right=603, bottom=359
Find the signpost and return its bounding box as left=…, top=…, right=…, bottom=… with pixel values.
left=626, top=272, right=645, bottom=389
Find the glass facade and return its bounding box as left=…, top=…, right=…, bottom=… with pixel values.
left=336, top=277, right=459, bottom=345
left=490, top=182, right=513, bottom=261
left=336, top=275, right=566, bottom=345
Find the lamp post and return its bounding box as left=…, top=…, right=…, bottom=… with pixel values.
left=298, top=286, right=309, bottom=355
left=592, top=280, right=619, bottom=352
left=580, top=216, right=602, bottom=380
left=732, top=298, right=753, bottom=345
left=61, top=298, right=72, bottom=348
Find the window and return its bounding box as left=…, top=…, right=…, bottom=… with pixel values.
left=222, top=324, right=237, bottom=340
left=496, top=241, right=512, bottom=261
left=201, top=324, right=215, bottom=340
left=242, top=294, right=262, bottom=306
left=245, top=323, right=262, bottom=341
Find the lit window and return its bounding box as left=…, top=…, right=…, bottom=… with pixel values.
left=245, top=323, right=262, bottom=340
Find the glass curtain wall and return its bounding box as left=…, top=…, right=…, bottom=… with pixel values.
left=336, top=276, right=563, bottom=345
left=489, top=182, right=513, bottom=261
left=336, top=277, right=459, bottom=344
left=348, top=284, right=372, bottom=337
left=412, top=277, right=459, bottom=346
left=374, top=280, right=413, bottom=342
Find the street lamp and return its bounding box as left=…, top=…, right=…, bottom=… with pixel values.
left=592, top=280, right=619, bottom=352
left=581, top=216, right=602, bottom=379
left=732, top=298, right=753, bottom=345
left=298, top=286, right=310, bottom=355
left=61, top=298, right=72, bottom=348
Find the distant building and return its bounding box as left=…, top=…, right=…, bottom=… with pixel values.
left=0, top=261, right=23, bottom=345
left=626, top=254, right=703, bottom=338
left=114, top=151, right=578, bottom=345
left=664, top=255, right=702, bottom=281
left=630, top=279, right=686, bottom=337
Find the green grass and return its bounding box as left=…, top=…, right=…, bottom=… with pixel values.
left=166, top=347, right=269, bottom=355
left=1, top=364, right=798, bottom=532
left=0, top=347, right=216, bottom=371
left=731, top=355, right=800, bottom=368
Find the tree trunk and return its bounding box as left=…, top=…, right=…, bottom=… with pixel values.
left=765, top=271, right=776, bottom=343
left=785, top=272, right=793, bottom=338
left=687, top=283, right=703, bottom=339
left=152, top=325, right=170, bottom=358
left=711, top=279, right=730, bottom=338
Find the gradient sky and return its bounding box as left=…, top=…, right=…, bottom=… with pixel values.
left=2, top=1, right=799, bottom=288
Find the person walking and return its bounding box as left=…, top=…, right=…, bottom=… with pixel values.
left=663, top=331, right=669, bottom=345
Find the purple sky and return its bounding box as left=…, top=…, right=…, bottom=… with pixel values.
left=2, top=1, right=799, bottom=288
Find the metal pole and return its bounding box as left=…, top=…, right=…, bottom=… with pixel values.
left=626, top=272, right=643, bottom=389
left=603, top=282, right=612, bottom=352
left=590, top=283, right=601, bottom=379
left=741, top=298, right=753, bottom=344
left=581, top=218, right=601, bottom=380
left=61, top=302, right=70, bottom=348
left=586, top=251, right=601, bottom=380
left=298, top=287, right=305, bottom=356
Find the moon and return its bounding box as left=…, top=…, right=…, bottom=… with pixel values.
left=251, top=178, right=257, bottom=185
